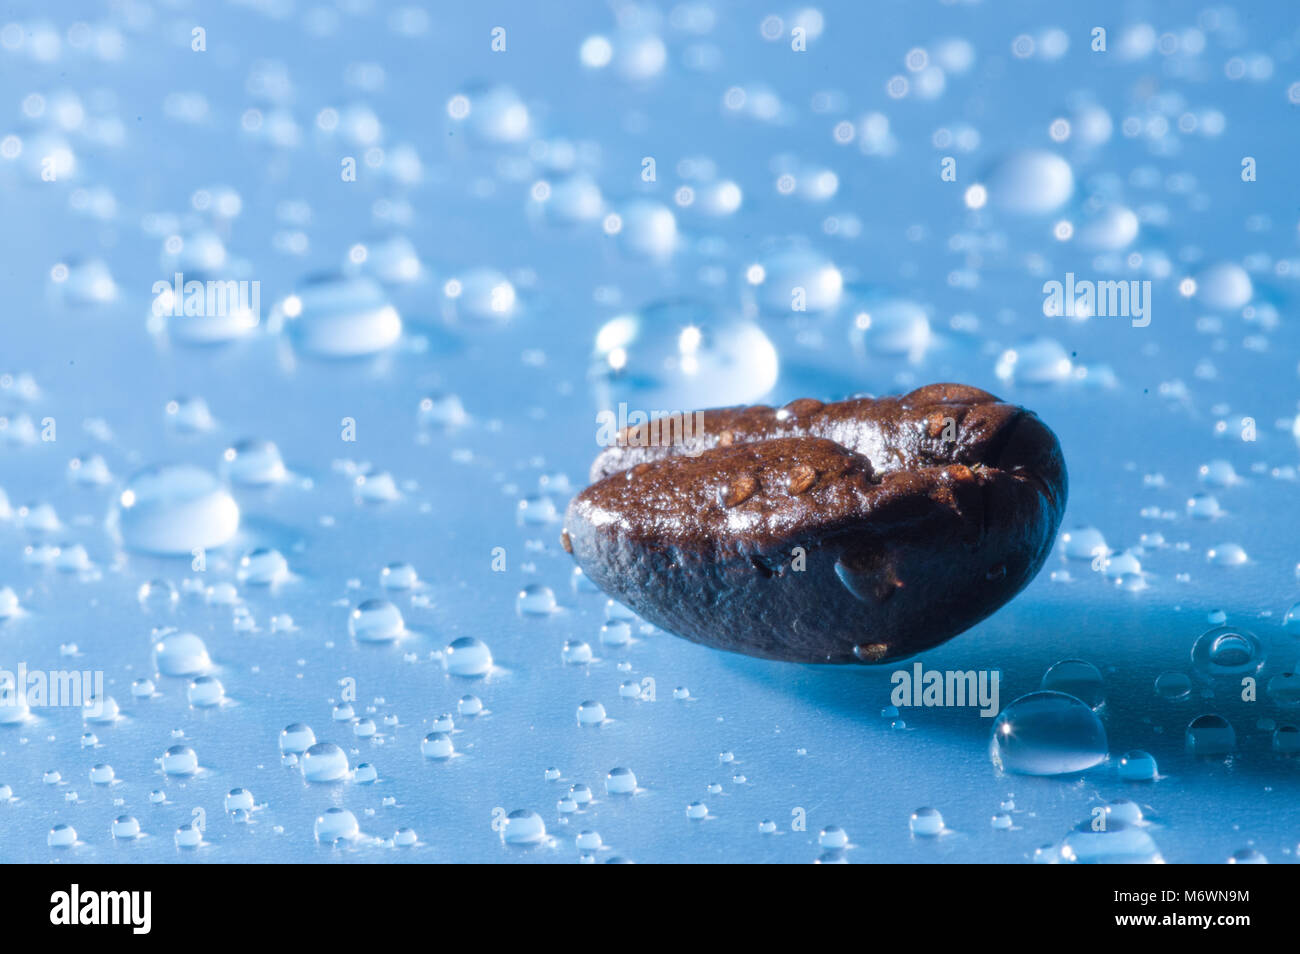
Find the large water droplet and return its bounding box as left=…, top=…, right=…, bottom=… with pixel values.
left=115, top=465, right=239, bottom=555
left=276, top=273, right=401, bottom=357
left=990, top=691, right=1108, bottom=776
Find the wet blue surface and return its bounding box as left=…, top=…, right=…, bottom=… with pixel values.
left=1, top=0, right=1299, bottom=862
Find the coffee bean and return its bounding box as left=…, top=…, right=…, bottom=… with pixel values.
left=564, top=384, right=1067, bottom=664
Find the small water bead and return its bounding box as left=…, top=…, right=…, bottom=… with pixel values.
left=314, top=807, right=360, bottom=844
left=990, top=691, right=1108, bottom=776
left=1154, top=671, right=1191, bottom=701
left=43, top=771, right=61, bottom=785
left=88, top=764, right=114, bottom=785
left=758, top=820, right=778, bottom=835
left=1206, top=543, right=1248, bottom=566
left=1227, top=848, right=1268, bottom=864
left=1284, top=601, right=1300, bottom=628
left=1185, top=714, right=1236, bottom=756
left=48, top=824, right=77, bottom=848
left=533, top=172, right=604, bottom=227
left=420, top=732, right=454, bottom=760
left=995, top=337, right=1073, bottom=386
left=277, top=273, right=402, bottom=357
left=238, top=548, right=289, bottom=585
left=166, top=395, right=216, bottom=433
left=0, top=586, right=20, bottom=619
left=686, top=801, right=709, bottom=820
left=516, top=583, right=557, bottom=616
left=418, top=393, right=468, bottom=430
left=187, top=675, right=224, bottom=707
left=443, top=267, right=519, bottom=322
left=575, top=830, right=603, bottom=852
left=818, top=825, right=848, bottom=849
left=349, top=599, right=405, bottom=642
left=516, top=495, right=558, bottom=528
left=599, top=621, right=632, bottom=647
left=569, top=784, right=593, bottom=806
left=749, top=242, right=843, bottom=316
left=1186, top=493, right=1222, bottom=519
left=576, top=700, right=607, bottom=726
left=672, top=687, right=690, bottom=700
left=430, top=713, right=455, bottom=733
left=1272, top=725, right=1300, bottom=754
left=990, top=812, right=1013, bottom=830
left=590, top=301, right=779, bottom=411
left=221, top=439, right=287, bottom=487
left=82, top=694, right=120, bottom=723
left=137, top=579, right=177, bottom=613
left=1077, top=203, right=1139, bottom=251
left=354, top=763, right=378, bottom=784
left=1198, top=459, right=1238, bottom=487
left=380, top=562, right=419, bottom=590
left=1191, top=626, right=1264, bottom=678
left=153, top=630, right=212, bottom=677
left=1118, top=750, right=1158, bottom=781
left=1207, top=609, right=1228, bottom=625
left=606, top=767, right=637, bottom=795
left=1267, top=673, right=1300, bottom=707
left=116, top=465, right=239, bottom=555
left=279, top=723, right=316, bottom=754
left=393, top=827, right=418, bottom=848
left=81, top=733, right=98, bottom=748
left=69, top=454, right=112, bottom=487
left=353, top=718, right=377, bottom=738
left=1194, top=262, right=1252, bottom=311
left=0, top=690, right=30, bottom=724
left=983, top=149, right=1074, bottom=215
left=909, top=807, right=944, bottom=837
left=111, top=815, right=142, bottom=841
left=1058, top=820, right=1162, bottom=864
left=619, top=680, right=642, bottom=699
left=848, top=297, right=931, bottom=359
left=1040, top=659, right=1106, bottom=708
left=161, top=744, right=199, bottom=776
left=148, top=790, right=166, bottom=805
left=544, top=768, right=562, bottom=782
left=175, top=823, right=202, bottom=849
left=558, top=796, right=579, bottom=815
left=354, top=471, right=400, bottom=504
left=333, top=703, right=355, bottom=722
left=458, top=694, right=483, bottom=717
left=502, top=809, right=547, bottom=845
left=217, top=789, right=254, bottom=815
left=562, top=640, right=593, bottom=665
left=300, top=742, right=349, bottom=781
left=443, top=637, right=493, bottom=676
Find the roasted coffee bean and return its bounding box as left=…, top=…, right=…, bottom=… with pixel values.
left=563, top=384, right=1067, bottom=664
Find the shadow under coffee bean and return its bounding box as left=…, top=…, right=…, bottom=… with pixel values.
left=563, top=383, right=1067, bottom=664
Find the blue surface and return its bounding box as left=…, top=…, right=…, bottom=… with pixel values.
left=1, top=0, right=1299, bottom=863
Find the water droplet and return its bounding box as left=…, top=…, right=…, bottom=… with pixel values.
left=516, top=582, right=557, bottom=616
left=420, top=732, right=454, bottom=760
left=443, top=637, right=492, bottom=676
left=1206, top=542, right=1248, bottom=566
left=115, top=465, right=239, bottom=555
left=136, top=579, right=177, bottom=612
left=380, top=562, right=419, bottom=590
left=1041, top=659, right=1105, bottom=708
left=849, top=297, right=931, bottom=358
left=1118, top=750, right=1158, bottom=781
left=225, top=788, right=255, bottom=813
left=238, top=547, right=289, bottom=585
left=314, top=807, right=360, bottom=843
left=599, top=621, right=632, bottom=647
left=1194, top=262, right=1252, bottom=310
left=458, top=694, right=483, bottom=717
left=1191, top=625, right=1264, bottom=678
left=279, top=723, right=316, bottom=754
left=153, top=631, right=212, bottom=677
left=686, top=801, right=709, bottom=820
left=222, top=439, right=287, bottom=486
left=300, top=742, right=349, bottom=781
left=502, top=809, right=546, bottom=845
left=1058, top=820, right=1161, bottom=864
left=348, top=599, right=405, bottom=642
left=990, top=691, right=1108, bottom=776
left=1227, top=847, right=1267, bottom=864
left=393, top=827, right=418, bottom=848
left=277, top=273, right=402, bottom=357
left=1185, top=714, right=1236, bottom=756
left=576, top=700, right=607, bottom=726
left=187, top=675, right=225, bottom=707
left=1154, top=671, right=1191, bottom=701
left=562, top=640, right=593, bottom=665
left=47, top=823, right=77, bottom=848
left=909, top=807, right=944, bottom=836
left=818, top=825, right=848, bottom=849
left=160, top=744, right=198, bottom=776
left=591, top=300, right=779, bottom=410
left=606, top=766, right=637, bottom=794
left=983, top=149, right=1074, bottom=215
left=995, top=337, right=1073, bottom=385
left=175, top=823, right=202, bottom=849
